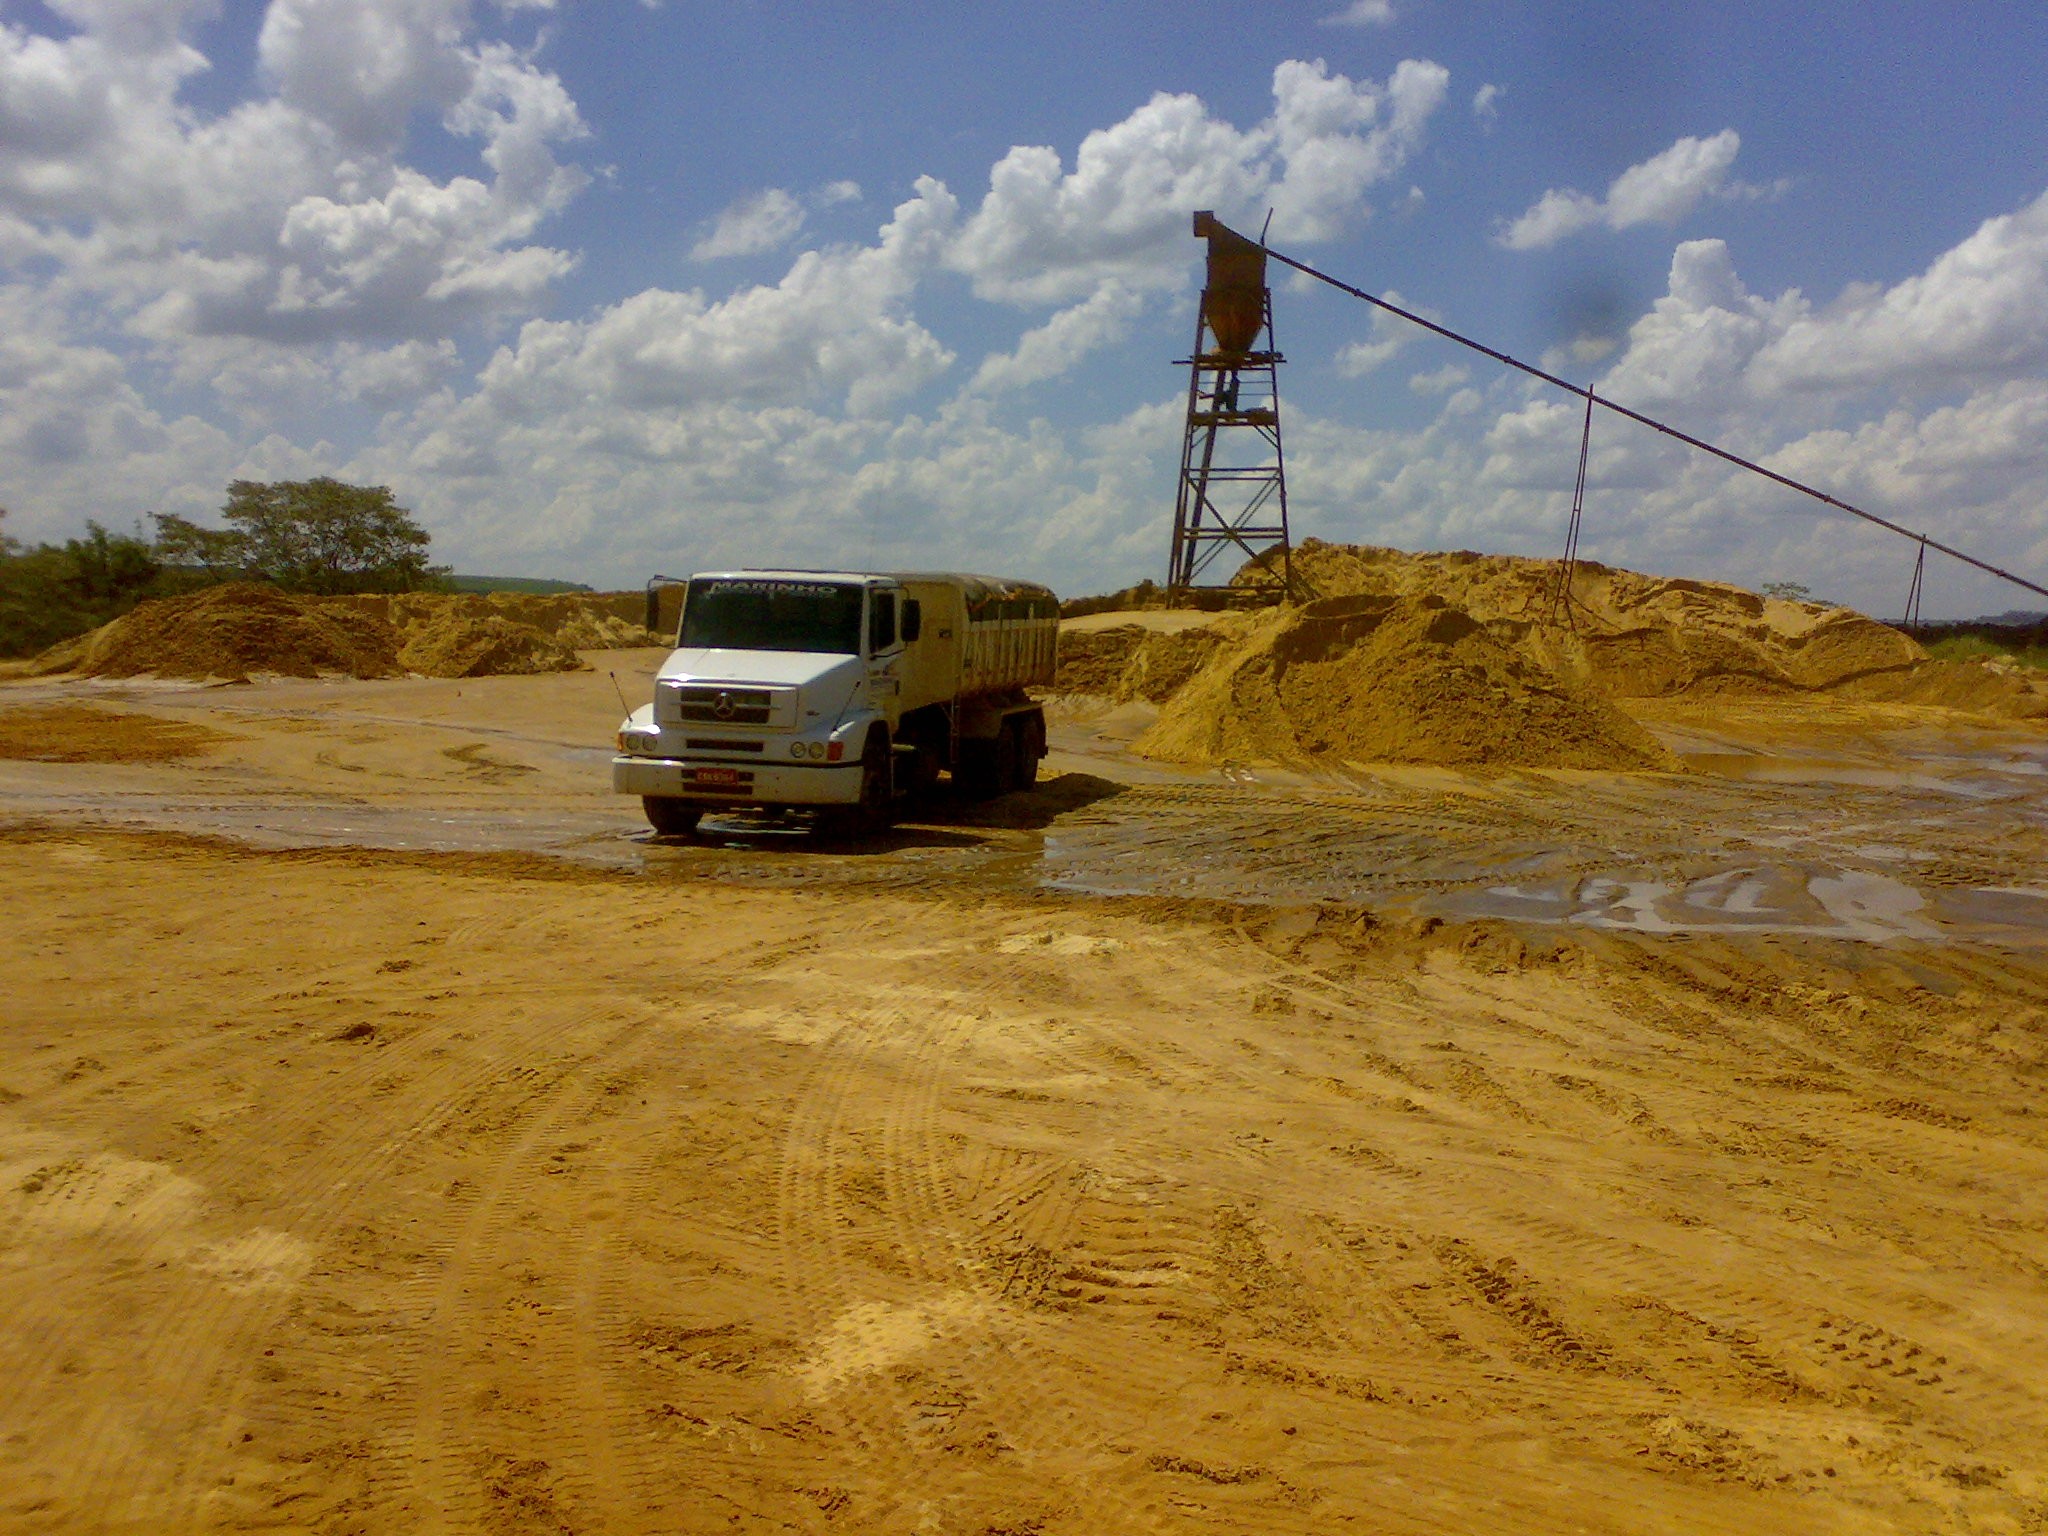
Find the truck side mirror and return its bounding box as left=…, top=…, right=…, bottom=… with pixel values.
left=644, top=575, right=684, bottom=637
left=902, top=599, right=922, bottom=642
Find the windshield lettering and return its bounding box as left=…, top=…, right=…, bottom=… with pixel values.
left=680, top=579, right=864, bottom=655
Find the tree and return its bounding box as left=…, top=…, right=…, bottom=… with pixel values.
left=153, top=478, right=447, bottom=595
left=0, top=517, right=164, bottom=657
left=62, top=521, right=160, bottom=609
left=1761, top=580, right=1814, bottom=603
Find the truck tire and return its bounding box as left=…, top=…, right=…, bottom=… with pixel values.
left=642, top=797, right=702, bottom=837
left=856, top=728, right=896, bottom=830
left=954, top=738, right=1000, bottom=801
left=994, top=717, right=1022, bottom=795
left=817, top=729, right=894, bottom=838
left=1013, top=711, right=1043, bottom=791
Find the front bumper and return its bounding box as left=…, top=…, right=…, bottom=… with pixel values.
left=612, top=754, right=863, bottom=806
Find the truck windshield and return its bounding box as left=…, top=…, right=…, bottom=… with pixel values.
left=680, top=578, right=865, bottom=654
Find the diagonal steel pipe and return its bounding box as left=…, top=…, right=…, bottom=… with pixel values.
left=1253, top=237, right=2048, bottom=606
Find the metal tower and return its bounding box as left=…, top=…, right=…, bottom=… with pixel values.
left=1168, top=211, right=1292, bottom=599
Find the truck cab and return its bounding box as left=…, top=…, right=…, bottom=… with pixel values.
left=614, top=569, right=1054, bottom=838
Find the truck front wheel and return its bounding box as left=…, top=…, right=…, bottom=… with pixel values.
left=817, top=730, right=895, bottom=838
left=856, top=730, right=896, bottom=829
left=642, top=797, right=702, bottom=837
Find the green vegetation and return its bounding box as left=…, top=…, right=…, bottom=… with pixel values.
left=153, top=478, right=445, bottom=596
left=1, top=480, right=448, bottom=659
left=0, top=512, right=167, bottom=658
left=1924, top=633, right=2048, bottom=672
left=449, top=575, right=593, bottom=595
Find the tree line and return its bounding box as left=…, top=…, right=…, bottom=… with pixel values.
left=0, top=479, right=446, bottom=658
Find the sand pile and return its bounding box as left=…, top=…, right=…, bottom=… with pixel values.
left=1056, top=625, right=1228, bottom=702
left=396, top=611, right=583, bottom=679
left=338, top=591, right=651, bottom=650
left=1139, top=594, right=1678, bottom=771
left=31, top=584, right=404, bottom=680
left=1235, top=540, right=2048, bottom=719
left=30, top=585, right=605, bottom=681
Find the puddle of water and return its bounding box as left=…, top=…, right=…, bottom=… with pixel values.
left=8, top=711, right=2047, bottom=948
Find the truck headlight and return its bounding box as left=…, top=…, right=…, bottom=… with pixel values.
left=790, top=741, right=805, bottom=758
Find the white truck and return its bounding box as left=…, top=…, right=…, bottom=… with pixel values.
left=614, top=569, right=1057, bottom=836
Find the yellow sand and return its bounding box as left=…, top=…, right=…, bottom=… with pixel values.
left=28, top=586, right=651, bottom=681
left=1138, top=594, right=1678, bottom=771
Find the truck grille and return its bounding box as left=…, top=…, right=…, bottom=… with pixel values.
left=686, top=738, right=764, bottom=752
left=672, top=686, right=773, bottom=725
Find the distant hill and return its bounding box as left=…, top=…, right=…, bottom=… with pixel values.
left=448, top=575, right=594, bottom=595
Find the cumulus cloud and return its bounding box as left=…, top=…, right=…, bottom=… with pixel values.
left=418, top=177, right=959, bottom=453
left=1298, top=193, right=2048, bottom=614
left=1472, top=83, right=1501, bottom=127
left=1753, top=187, right=2048, bottom=393
left=691, top=181, right=869, bottom=261
left=1499, top=130, right=1754, bottom=250
left=1333, top=290, right=1434, bottom=375
left=969, top=281, right=1145, bottom=394
left=946, top=56, right=1449, bottom=305
left=692, top=188, right=806, bottom=261
left=7, top=8, right=2039, bottom=618
left=1321, top=1, right=1395, bottom=25
left=0, top=282, right=239, bottom=542
left=273, top=182, right=2048, bottom=606
left=1408, top=363, right=1468, bottom=395
left=257, top=0, right=475, bottom=152
left=0, top=0, right=588, bottom=349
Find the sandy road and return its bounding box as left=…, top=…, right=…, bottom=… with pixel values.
left=3, top=664, right=2048, bottom=1532
left=2, top=824, right=2047, bottom=1534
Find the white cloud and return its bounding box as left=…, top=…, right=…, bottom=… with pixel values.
left=1321, top=0, right=1395, bottom=25
left=947, top=56, right=1448, bottom=305
left=4, top=9, right=2041, bottom=620
left=1499, top=130, right=1747, bottom=250
left=691, top=181, right=867, bottom=260
left=257, top=0, right=474, bottom=153
left=1472, top=83, right=1501, bottom=127
left=1408, top=363, right=1468, bottom=395
left=0, top=282, right=239, bottom=542
left=1334, top=289, right=1434, bottom=375
left=1752, top=186, right=2048, bottom=393
left=1293, top=199, right=2048, bottom=614
left=417, top=177, right=959, bottom=447
left=0, top=0, right=588, bottom=350
left=692, top=188, right=806, bottom=261
left=969, top=281, right=1145, bottom=394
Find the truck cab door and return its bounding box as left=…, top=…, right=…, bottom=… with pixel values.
left=866, top=586, right=905, bottom=712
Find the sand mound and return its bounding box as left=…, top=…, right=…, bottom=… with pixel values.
left=396, top=611, right=583, bottom=679
left=31, top=586, right=611, bottom=681
left=1235, top=540, right=2048, bottom=719
left=32, top=584, right=404, bottom=680
left=1056, top=624, right=1229, bottom=703
left=1055, top=626, right=1141, bottom=694
left=1139, top=594, right=1678, bottom=771
left=337, top=591, right=651, bottom=650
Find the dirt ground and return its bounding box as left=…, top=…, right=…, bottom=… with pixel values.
left=3, top=656, right=2048, bottom=1534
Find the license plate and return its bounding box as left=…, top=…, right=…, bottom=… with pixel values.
left=691, top=767, right=741, bottom=786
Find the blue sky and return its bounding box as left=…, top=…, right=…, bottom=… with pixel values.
left=3, top=0, right=2047, bottom=616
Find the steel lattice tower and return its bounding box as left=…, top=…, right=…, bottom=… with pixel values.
left=1168, top=212, right=1292, bottom=599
